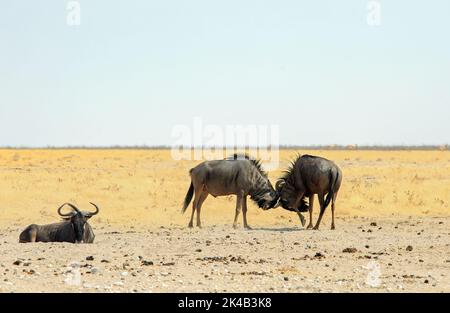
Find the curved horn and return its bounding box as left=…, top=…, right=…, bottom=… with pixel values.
left=275, top=180, right=285, bottom=191
left=57, top=203, right=79, bottom=217
left=86, top=202, right=100, bottom=216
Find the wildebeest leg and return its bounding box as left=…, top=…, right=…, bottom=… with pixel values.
left=292, top=192, right=306, bottom=227
left=196, top=191, right=208, bottom=228
left=313, top=193, right=326, bottom=230
left=307, top=196, right=315, bottom=229
left=242, top=196, right=252, bottom=230
left=189, top=188, right=201, bottom=228
left=233, top=193, right=243, bottom=229
left=331, top=192, right=338, bottom=230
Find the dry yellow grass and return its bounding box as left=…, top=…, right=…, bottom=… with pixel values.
left=0, top=149, right=449, bottom=229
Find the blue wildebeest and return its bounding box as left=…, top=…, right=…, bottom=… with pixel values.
left=19, top=203, right=99, bottom=243
left=276, top=155, right=342, bottom=230
left=182, top=154, right=280, bottom=229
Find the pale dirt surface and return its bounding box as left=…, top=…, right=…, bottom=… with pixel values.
left=0, top=217, right=449, bottom=293
left=0, top=149, right=449, bottom=293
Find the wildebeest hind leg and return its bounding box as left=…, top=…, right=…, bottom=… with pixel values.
left=307, top=196, right=315, bottom=229
left=313, top=193, right=326, bottom=230
left=331, top=192, right=338, bottom=230
left=189, top=189, right=201, bottom=228
left=196, top=191, right=208, bottom=228
left=233, top=194, right=243, bottom=229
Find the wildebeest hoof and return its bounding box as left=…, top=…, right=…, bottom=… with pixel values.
left=233, top=224, right=239, bottom=229
left=331, top=225, right=336, bottom=230
left=188, top=223, right=194, bottom=228
left=244, top=225, right=253, bottom=230
left=307, top=224, right=314, bottom=230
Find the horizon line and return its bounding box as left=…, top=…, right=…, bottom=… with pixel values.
left=0, top=144, right=448, bottom=151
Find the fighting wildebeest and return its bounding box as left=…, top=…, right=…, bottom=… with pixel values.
left=276, top=155, right=342, bottom=230
left=182, top=154, right=280, bottom=229
left=19, top=203, right=99, bottom=243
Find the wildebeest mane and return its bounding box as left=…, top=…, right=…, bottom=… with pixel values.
left=279, top=154, right=318, bottom=183
left=225, top=154, right=268, bottom=178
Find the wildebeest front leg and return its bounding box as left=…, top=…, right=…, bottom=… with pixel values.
left=307, top=196, right=315, bottom=229
left=291, top=193, right=306, bottom=227
left=313, top=193, right=326, bottom=230
left=242, top=196, right=252, bottom=230
left=233, top=193, right=243, bottom=229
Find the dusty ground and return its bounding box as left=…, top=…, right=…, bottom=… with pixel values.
left=0, top=149, right=449, bottom=293
left=0, top=217, right=449, bottom=293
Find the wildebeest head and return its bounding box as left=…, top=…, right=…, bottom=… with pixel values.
left=276, top=179, right=300, bottom=210
left=58, top=203, right=99, bottom=243
left=253, top=182, right=281, bottom=210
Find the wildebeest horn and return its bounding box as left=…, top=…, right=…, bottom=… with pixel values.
left=273, top=198, right=282, bottom=208
left=275, top=180, right=285, bottom=191
left=57, top=203, right=81, bottom=217
left=86, top=202, right=100, bottom=216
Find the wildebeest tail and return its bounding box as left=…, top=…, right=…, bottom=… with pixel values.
left=181, top=180, right=194, bottom=214
left=323, top=169, right=340, bottom=209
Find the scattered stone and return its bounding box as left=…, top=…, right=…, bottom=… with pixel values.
left=370, top=222, right=377, bottom=227
left=13, top=260, right=22, bottom=266
left=424, top=280, right=429, bottom=284
left=284, top=277, right=289, bottom=282
left=141, top=260, right=154, bottom=266
left=406, top=246, right=413, bottom=252
left=101, top=259, right=110, bottom=263
left=86, top=256, right=95, bottom=261
left=195, top=249, right=202, bottom=253
left=314, top=252, right=325, bottom=260
left=343, top=248, right=358, bottom=253
left=162, top=262, right=175, bottom=266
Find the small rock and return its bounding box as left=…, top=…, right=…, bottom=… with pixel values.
left=424, top=280, right=429, bottom=284
left=284, top=277, right=289, bottom=282
left=162, top=262, right=175, bottom=266
left=141, top=260, right=154, bottom=266
left=314, top=252, right=325, bottom=259
left=406, top=246, right=413, bottom=252
left=343, top=248, right=358, bottom=253
left=370, top=222, right=377, bottom=227
left=13, top=260, right=22, bottom=266
left=101, top=259, right=110, bottom=263
left=86, top=256, right=95, bottom=261
left=195, top=249, right=202, bottom=253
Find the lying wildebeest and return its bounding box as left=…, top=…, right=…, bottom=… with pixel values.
left=276, top=155, right=342, bottom=230
left=182, top=154, right=280, bottom=229
left=19, top=203, right=99, bottom=243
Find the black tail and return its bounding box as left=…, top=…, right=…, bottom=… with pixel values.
left=323, top=169, right=340, bottom=209
left=181, top=182, right=194, bottom=214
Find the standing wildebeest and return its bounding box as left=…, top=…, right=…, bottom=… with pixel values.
left=19, top=203, right=99, bottom=243
left=276, top=155, right=342, bottom=230
left=182, top=154, right=280, bottom=229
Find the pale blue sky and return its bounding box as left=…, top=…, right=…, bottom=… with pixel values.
left=0, top=1, right=449, bottom=147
